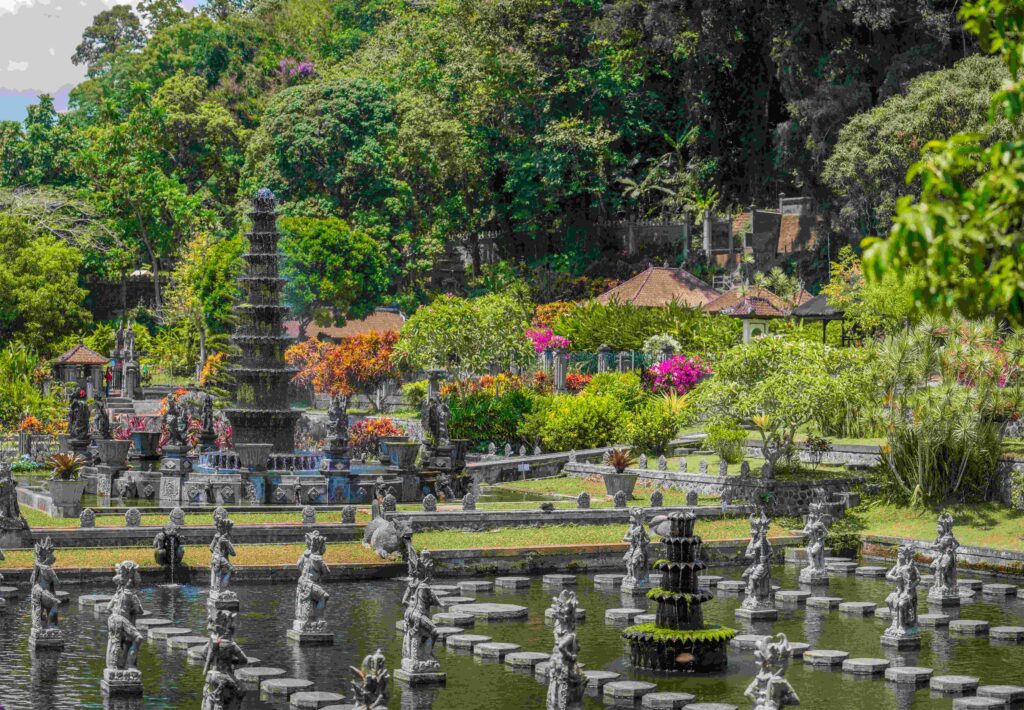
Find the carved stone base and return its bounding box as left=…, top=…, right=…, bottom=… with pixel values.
left=29, top=627, right=64, bottom=650
left=880, top=631, right=921, bottom=649
left=209, top=592, right=239, bottom=611
left=736, top=606, right=778, bottom=621
left=394, top=668, right=447, bottom=685
left=101, top=668, right=143, bottom=695
left=286, top=628, right=334, bottom=644
left=158, top=474, right=184, bottom=505
left=620, top=578, right=650, bottom=594
left=799, top=568, right=830, bottom=585
left=927, top=591, right=961, bottom=607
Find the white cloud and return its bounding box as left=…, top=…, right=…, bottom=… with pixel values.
left=7, top=60, right=29, bottom=71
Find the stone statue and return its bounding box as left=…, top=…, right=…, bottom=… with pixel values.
left=422, top=391, right=450, bottom=447
left=546, top=590, right=587, bottom=710
left=201, top=394, right=215, bottom=434
left=0, top=461, right=29, bottom=533
left=798, top=510, right=829, bottom=585
left=422, top=494, right=437, bottom=512
left=350, top=648, right=390, bottom=709
left=103, top=560, right=145, bottom=693
left=741, top=509, right=775, bottom=612
left=576, top=492, right=590, bottom=509
left=436, top=397, right=450, bottom=446
left=124, top=325, right=136, bottom=361
left=744, top=633, right=800, bottom=710
left=202, top=609, right=249, bottom=710
left=621, top=508, right=650, bottom=593
left=115, top=322, right=126, bottom=357
left=882, top=545, right=921, bottom=647
left=367, top=517, right=414, bottom=561
left=487, top=442, right=496, bottom=456
left=327, top=393, right=349, bottom=443
left=290, top=530, right=331, bottom=641
left=29, top=537, right=62, bottom=648
left=68, top=388, right=90, bottom=442
left=435, top=471, right=455, bottom=501
left=164, top=396, right=186, bottom=447
left=398, top=549, right=444, bottom=681
left=209, top=515, right=237, bottom=608
left=93, top=399, right=113, bottom=441
left=153, top=523, right=185, bottom=569
left=928, top=513, right=960, bottom=604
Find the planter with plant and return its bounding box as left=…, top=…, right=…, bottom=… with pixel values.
left=125, top=416, right=160, bottom=459
left=603, top=447, right=639, bottom=498
left=47, top=453, right=87, bottom=506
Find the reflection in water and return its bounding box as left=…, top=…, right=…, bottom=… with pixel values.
left=29, top=647, right=62, bottom=709
left=398, top=681, right=441, bottom=709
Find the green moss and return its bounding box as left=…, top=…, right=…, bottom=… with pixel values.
left=646, top=587, right=697, bottom=605
left=623, top=623, right=737, bottom=644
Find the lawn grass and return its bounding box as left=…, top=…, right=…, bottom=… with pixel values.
left=844, top=500, right=1024, bottom=551
left=490, top=476, right=719, bottom=506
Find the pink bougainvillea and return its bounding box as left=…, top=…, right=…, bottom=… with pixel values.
left=525, top=327, right=570, bottom=354
left=649, top=354, right=712, bottom=395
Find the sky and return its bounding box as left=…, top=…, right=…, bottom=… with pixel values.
left=0, top=0, right=201, bottom=122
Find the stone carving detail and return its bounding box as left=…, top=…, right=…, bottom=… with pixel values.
left=546, top=589, right=587, bottom=709
left=487, top=442, right=497, bottom=456
left=382, top=491, right=397, bottom=513
left=365, top=517, right=413, bottom=560
left=291, top=530, right=331, bottom=638
left=519, top=445, right=527, bottom=457
left=649, top=490, right=663, bottom=507
left=698, top=458, right=708, bottom=475
left=928, top=513, right=960, bottom=603
left=576, top=491, right=590, bottom=509
left=504, top=443, right=513, bottom=457
left=169, top=507, right=186, bottom=527
left=350, top=647, right=390, bottom=708
left=568, top=450, right=577, bottom=463
left=613, top=491, right=627, bottom=508
left=209, top=515, right=238, bottom=609
left=621, top=508, right=650, bottom=593
left=153, top=523, right=185, bottom=570
left=103, top=560, right=145, bottom=693
left=534, top=445, right=541, bottom=456
left=80, top=508, right=96, bottom=528
left=744, top=633, right=799, bottom=710
left=29, top=537, right=63, bottom=648
left=678, top=457, right=687, bottom=473
left=202, top=609, right=249, bottom=710
left=342, top=506, right=356, bottom=524
left=685, top=490, right=699, bottom=506
left=301, top=505, right=316, bottom=525
left=741, top=509, right=775, bottom=611
left=718, top=459, right=728, bottom=477
left=638, top=454, right=647, bottom=469
left=124, top=508, right=142, bottom=528
left=422, top=494, right=437, bottom=512
left=242, top=481, right=259, bottom=504
left=462, top=493, right=476, bottom=511
left=740, top=461, right=751, bottom=477
left=657, top=455, right=667, bottom=471
left=798, top=507, right=829, bottom=585
left=400, top=549, right=443, bottom=677
left=882, top=545, right=921, bottom=646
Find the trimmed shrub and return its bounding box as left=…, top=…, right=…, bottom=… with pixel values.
left=626, top=399, right=683, bottom=455
left=704, top=423, right=748, bottom=464
left=449, top=388, right=536, bottom=448
left=524, top=393, right=627, bottom=451
left=402, top=380, right=428, bottom=410
left=583, top=371, right=647, bottom=412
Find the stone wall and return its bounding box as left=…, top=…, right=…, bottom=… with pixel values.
left=467, top=448, right=608, bottom=485
left=739, top=440, right=881, bottom=468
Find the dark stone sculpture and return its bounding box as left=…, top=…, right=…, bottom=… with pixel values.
left=928, top=513, right=960, bottom=605
left=350, top=648, right=390, bottom=708
left=0, top=461, right=30, bottom=547
left=621, top=507, right=650, bottom=593
left=744, top=633, right=800, bottom=710
left=29, top=537, right=63, bottom=649
left=396, top=549, right=444, bottom=683
left=882, top=545, right=921, bottom=648
left=289, top=530, right=332, bottom=643
left=164, top=396, right=186, bottom=447
left=199, top=394, right=218, bottom=451
left=103, top=560, right=145, bottom=694
left=799, top=508, right=829, bottom=585
left=202, top=609, right=248, bottom=710
left=68, top=389, right=90, bottom=443
left=546, top=590, right=587, bottom=709
left=93, top=400, right=113, bottom=441
left=209, top=514, right=237, bottom=610
left=153, top=524, right=185, bottom=582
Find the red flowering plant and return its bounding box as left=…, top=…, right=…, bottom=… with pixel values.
left=565, top=373, right=593, bottom=393
left=17, top=415, right=42, bottom=433
left=350, top=417, right=405, bottom=457
left=286, top=331, right=400, bottom=412
left=649, top=355, right=713, bottom=396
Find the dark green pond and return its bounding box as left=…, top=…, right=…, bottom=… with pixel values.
left=0, top=564, right=1022, bottom=709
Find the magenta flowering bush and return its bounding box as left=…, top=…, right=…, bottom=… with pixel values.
left=649, top=354, right=712, bottom=395
left=526, top=327, right=570, bottom=354
left=278, top=58, right=318, bottom=81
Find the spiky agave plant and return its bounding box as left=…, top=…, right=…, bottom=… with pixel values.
left=607, top=447, right=635, bottom=473
left=48, top=452, right=84, bottom=481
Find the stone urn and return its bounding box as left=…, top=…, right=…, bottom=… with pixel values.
left=235, top=442, right=274, bottom=472
left=388, top=441, right=421, bottom=470
left=602, top=471, right=639, bottom=499
left=378, top=435, right=408, bottom=462
left=98, top=439, right=131, bottom=468
left=47, top=479, right=87, bottom=506
left=131, top=431, right=161, bottom=459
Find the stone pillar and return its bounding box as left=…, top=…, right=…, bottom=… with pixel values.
left=553, top=348, right=568, bottom=393
left=425, top=369, right=446, bottom=402
left=542, top=348, right=554, bottom=375
left=659, top=344, right=675, bottom=364
left=702, top=210, right=713, bottom=258
left=123, top=360, right=140, bottom=399
left=597, top=345, right=610, bottom=374
left=617, top=351, right=631, bottom=373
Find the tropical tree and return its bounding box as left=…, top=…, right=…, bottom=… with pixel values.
left=286, top=331, right=400, bottom=411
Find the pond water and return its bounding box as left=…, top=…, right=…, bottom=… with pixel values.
left=1, top=564, right=1022, bottom=709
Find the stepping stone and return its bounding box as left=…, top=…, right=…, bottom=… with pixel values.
left=950, top=619, right=990, bottom=635
left=449, top=603, right=528, bottom=620
left=884, top=666, right=933, bottom=684
left=542, top=574, right=577, bottom=586
left=806, top=596, right=843, bottom=609
left=842, top=658, right=890, bottom=675
left=825, top=557, right=852, bottom=563
left=55, top=591, right=70, bottom=604
left=959, top=579, right=984, bottom=591
left=717, top=580, right=746, bottom=593
left=775, top=590, right=811, bottom=604
left=838, top=602, right=875, bottom=615
left=855, top=566, right=887, bottom=577
left=431, top=584, right=460, bottom=593
left=643, top=693, right=697, bottom=709
left=534, top=661, right=549, bottom=682
left=148, top=626, right=192, bottom=640
left=874, top=608, right=892, bottom=620
left=730, top=634, right=769, bottom=651
left=788, top=643, right=810, bottom=658
left=431, top=589, right=454, bottom=598
left=803, top=650, right=848, bottom=667
left=0, top=586, right=19, bottom=599
left=432, top=612, right=474, bottom=628
left=605, top=607, right=645, bottom=623
left=168, top=634, right=209, bottom=650
left=545, top=606, right=586, bottom=621
left=682, top=705, right=738, bottom=710
left=237, top=667, right=286, bottom=684
left=262, top=678, right=314, bottom=698
left=437, top=596, right=476, bottom=608
left=978, top=685, right=1024, bottom=703
left=433, top=626, right=463, bottom=640
left=445, top=634, right=491, bottom=650
left=635, top=613, right=656, bottom=624
left=827, top=562, right=858, bottom=574
left=187, top=644, right=210, bottom=661
left=473, top=642, right=521, bottom=660
left=494, top=576, right=531, bottom=589
left=78, top=594, right=112, bottom=607
left=594, top=574, right=624, bottom=587
left=953, top=698, right=1007, bottom=709
left=920, top=575, right=935, bottom=584
left=505, top=651, right=549, bottom=670
left=931, top=675, right=980, bottom=694
left=583, top=670, right=621, bottom=691
left=702, top=575, right=723, bottom=587
left=604, top=680, right=657, bottom=702
left=919, top=613, right=950, bottom=627
left=136, top=617, right=173, bottom=629
left=290, top=691, right=345, bottom=709
left=458, top=580, right=494, bottom=594
left=982, top=583, right=1018, bottom=596
left=990, top=626, right=1024, bottom=642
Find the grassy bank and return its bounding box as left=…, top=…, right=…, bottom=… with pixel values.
left=847, top=501, right=1024, bottom=552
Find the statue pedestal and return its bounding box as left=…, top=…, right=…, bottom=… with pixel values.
left=392, top=467, right=420, bottom=503
left=29, top=628, right=64, bottom=650
left=395, top=663, right=447, bottom=685
left=880, top=630, right=921, bottom=649
left=159, top=446, right=193, bottom=476
left=799, top=569, right=830, bottom=585
left=736, top=605, right=778, bottom=621
left=101, top=668, right=143, bottom=695
left=620, top=577, right=650, bottom=595
left=927, top=590, right=961, bottom=607
left=286, top=626, right=334, bottom=645
left=209, top=591, right=239, bottom=612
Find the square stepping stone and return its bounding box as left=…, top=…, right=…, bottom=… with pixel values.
left=634, top=613, right=656, bottom=624
left=136, top=617, right=173, bottom=629
left=989, top=626, right=1024, bottom=642
left=919, top=614, right=950, bottom=627
left=430, top=584, right=460, bottom=593
left=445, top=634, right=491, bottom=650
left=775, top=590, right=812, bottom=604
left=494, top=576, right=531, bottom=589
left=78, top=594, right=112, bottom=607
left=735, top=607, right=778, bottom=621
left=717, top=580, right=746, bottom=593
left=827, top=562, right=858, bottom=574
left=730, top=634, right=769, bottom=651
left=583, top=670, right=621, bottom=693
left=437, top=596, right=476, bottom=608
left=604, top=680, right=657, bottom=702
left=432, top=612, right=474, bottom=628
left=952, top=698, right=1007, bottom=709
left=0, top=586, right=19, bottom=599
left=473, top=642, right=521, bottom=660
left=449, top=603, right=528, bottom=620
left=806, top=596, right=843, bottom=610
left=505, top=651, right=549, bottom=670
left=788, top=643, right=810, bottom=658
left=702, top=575, right=723, bottom=587
left=643, top=692, right=697, bottom=709
left=842, top=658, right=890, bottom=675
left=187, top=644, right=210, bottom=661
left=168, top=634, right=209, bottom=650
left=545, top=606, right=586, bottom=622
left=605, top=607, right=646, bottom=623
left=959, top=579, right=983, bottom=591
left=542, top=574, right=577, bottom=586
left=290, top=691, right=345, bottom=709
left=931, top=675, right=980, bottom=695
left=682, top=704, right=738, bottom=710
left=55, top=591, right=70, bottom=604
left=950, top=619, right=990, bottom=635
left=594, top=574, right=625, bottom=587
left=261, top=678, right=314, bottom=698
left=458, top=580, right=494, bottom=594
left=237, top=667, right=286, bottom=684
left=838, top=602, right=876, bottom=615
left=982, top=583, right=1018, bottom=596
left=803, top=650, right=848, bottom=667
left=434, top=626, right=464, bottom=640
left=855, top=566, right=887, bottom=577
left=148, top=626, right=192, bottom=640
left=874, top=608, right=892, bottom=620
left=825, top=556, right=852, bottom=563
left=978, top=685, right=1024, bottom=703
left=885, top=666, right=933, bottom=685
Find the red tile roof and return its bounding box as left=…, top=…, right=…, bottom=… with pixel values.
left=703, top=286, right=793, bottom=318
left=595, top=267, right=721, bottom=308
left=778, top=214, right=819, bottom=254
left=284, top=308, right=406, bottom=341
left=55, top=343, right=109, bottom=366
